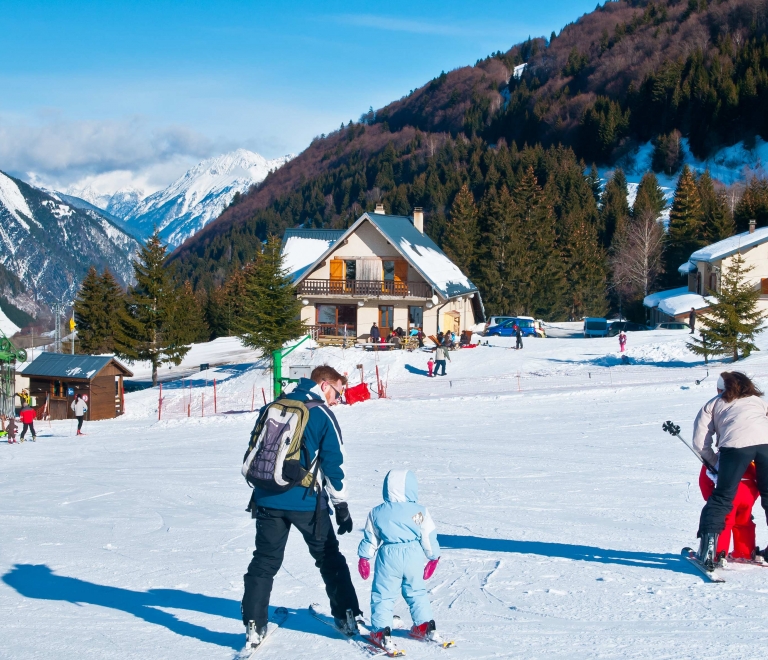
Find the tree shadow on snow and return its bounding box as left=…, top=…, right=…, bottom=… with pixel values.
left=438, top=535, right=699, bottom=577
left=2, top=564, right=249, bottom=649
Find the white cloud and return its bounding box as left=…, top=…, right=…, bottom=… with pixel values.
left=0, top=115, right=224, bottom=193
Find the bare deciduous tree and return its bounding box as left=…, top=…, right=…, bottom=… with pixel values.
left=611, top=211, right=666, bottom=300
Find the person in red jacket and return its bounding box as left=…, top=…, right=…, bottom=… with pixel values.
left=699, top=461, right=759, bottom=559
left=19, top=405, right=37, bottom=442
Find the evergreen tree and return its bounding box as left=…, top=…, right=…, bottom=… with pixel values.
left=665, top=165, right=704, bottom=285
left=632, top=172, right=666, bottom=220
left=734, top=176, right=768, bottom=232
left=563, top=218, right=608, bottom=319
left=697, top=170, right=735, bottom=243
left=599, top=168, right=630, bottom=248
left=173, top=281, right=208, bottom=344
left=477, top=186, right=519, bottom=315
left=116, top=232, right=193, bottom=386
left=236, top=236, right=305, bottom=356
left=73, top=267, right=126, bottom=354
left=443, top=184, right=478, bottom=275
left=688, top=252, right=765, bottom=361
left=587, top=164, right=602, bottom=206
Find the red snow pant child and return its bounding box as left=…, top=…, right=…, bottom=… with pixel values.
left=699, top=462, right=759, bottom=558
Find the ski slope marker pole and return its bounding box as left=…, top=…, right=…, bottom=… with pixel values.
left=662, top=420, right=718, bottom=474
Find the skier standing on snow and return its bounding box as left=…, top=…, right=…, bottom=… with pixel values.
left=689, top=307, right=696, bottom=334
left=241, top=365, right=361, bottom=648
left=693, top=371, right=768, bottom=568
left=433, top=345, right=450, bottom=376
left=357, top=469, right=442, bottom=652
left=18, top=404, right=36, bottom=442
left=71, top=394, right=87, bottom=436
left=515, top=324, right=523, bottom=350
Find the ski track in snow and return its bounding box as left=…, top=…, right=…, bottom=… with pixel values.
left=5, top=331, right=768, bottom=658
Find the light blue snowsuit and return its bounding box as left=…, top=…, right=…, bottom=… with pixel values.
left=358, top=470, right=440, bottom=631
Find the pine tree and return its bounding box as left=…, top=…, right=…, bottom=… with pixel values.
left=665, top=165, right=704, bottom=285
left=236, top=236, right=305, bottom=356
left=173, top=281, right=208, bottom=344
left=632, top=172, right=666, bottom=220
left=563, top=218, right=608, bottom=319
left=599, top=168, right=630, bottom=248
left=688, top=252, right=766, bottom=361
left=116, top=232, right=193, bottom=385
left=587, top=164, right=602, bottom=206
left=697, top=170, right=735, bottom=243
left=477, top=186, right=519, bottom=315
left=73, top=267, right=126, bottom=354
left=443, top=184, right=478, bottom=275
left=734, top=176, right=768, bottom=231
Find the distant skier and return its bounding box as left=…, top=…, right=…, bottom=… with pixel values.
left=689, top=307, right=696, bottom=334
left=434, top=345, right=450, bottom=376
left=699, top=461, right=758, bottom=560
left=71, top=394, right=88, bottom=435
left=692, top=372, right=768, bottom=568
left=618, top=330, right=627, bottom=353
left=357, top=470, right=442, bottom=652
left=427, top=357, right=434, bottom=378
left=515, top=324, right=523, bottom=350
left=18, top=405, right=36, bottom=442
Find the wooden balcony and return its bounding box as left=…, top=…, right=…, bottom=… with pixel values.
left=296, top=279, right=432, bottom=298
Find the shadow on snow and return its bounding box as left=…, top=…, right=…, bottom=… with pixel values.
left=438, top=535, right=700, bottom=577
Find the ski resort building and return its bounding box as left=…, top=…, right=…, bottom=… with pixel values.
left=20, top=353, right=133, bottom=421
left=644, top=222, right=768, bottom=325
left=281, top=207, right=484, bottom=341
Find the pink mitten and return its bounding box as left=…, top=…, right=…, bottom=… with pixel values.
left=358, top=557, right=371, bottom=580
left=423, top=558, right=439, bottom=580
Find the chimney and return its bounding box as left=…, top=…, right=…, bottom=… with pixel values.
left=374, top=203, right=385, bottom=214
left=750, top=219, right=756, bottom=234
left=413, top=207, right=424, bottom=233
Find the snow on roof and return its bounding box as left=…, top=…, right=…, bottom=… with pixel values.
left=678, top=261, right=697, bottom=274
left=281, top=229, right=345, bottom=280
left=690, top=226, right=768, bottom=263
left=643, top=287, right=712, bottom=315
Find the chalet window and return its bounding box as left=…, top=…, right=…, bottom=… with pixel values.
left=317, top=305, right=337, bottom=325
left=408, top=306, right=423, bottom=329
left=382, top=260, right=395, bottom=281
left=345, top=260, right=356, bottom=281
left=52, top=380, right=67, bottom=398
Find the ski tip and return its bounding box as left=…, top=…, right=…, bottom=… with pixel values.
left=681, top=547, right=694, bottom=556
left=442, top=641, right=456, bottom=648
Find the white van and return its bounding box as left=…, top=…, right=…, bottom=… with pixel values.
left=583, top=317, right=609, bottom=338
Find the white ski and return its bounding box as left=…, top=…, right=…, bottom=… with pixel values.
left=236, top=606, right=289, bottom=659
left=681, top=547, right=725, bottom=583
left=309, top=603, right=401, bottom=657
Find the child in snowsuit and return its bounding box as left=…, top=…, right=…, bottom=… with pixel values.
left=699, top=461, right=759, bottom=559
left=358, top=470, right=442, bottom=651
left=618, top=331, right=627, bottom=353
left=427, top=358, right=434, bottom=378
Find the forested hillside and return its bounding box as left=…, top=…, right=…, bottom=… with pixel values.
left=168, top=0, right=768, bottom=325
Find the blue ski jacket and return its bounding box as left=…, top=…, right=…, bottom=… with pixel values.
left=250, top=378, right=348, bottom=512
left=358, top=470, right=440, bottom=561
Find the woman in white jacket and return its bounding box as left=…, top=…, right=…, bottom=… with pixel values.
left=71, top=394, right=88, bottom=436
left=693, top=371, right=768, bottom=567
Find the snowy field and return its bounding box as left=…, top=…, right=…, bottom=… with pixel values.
left=5, top=330, right=768, bottom=659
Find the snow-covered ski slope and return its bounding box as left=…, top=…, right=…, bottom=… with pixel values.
left=5, top=329, right=768, bottom=659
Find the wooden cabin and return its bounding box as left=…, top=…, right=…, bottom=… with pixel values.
left=20, top=353, right=133, bottom=421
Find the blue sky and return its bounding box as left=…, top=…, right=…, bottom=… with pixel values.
left=0, top=0, right=598, bottom=193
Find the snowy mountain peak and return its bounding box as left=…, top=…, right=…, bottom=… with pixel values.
left=116, top=149, right=293, bottom=247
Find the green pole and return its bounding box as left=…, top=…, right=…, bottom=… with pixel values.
left=272, top=349, right=282, bottom=400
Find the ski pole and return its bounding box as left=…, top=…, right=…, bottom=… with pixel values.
left=662, top=420, right=718, bottom=475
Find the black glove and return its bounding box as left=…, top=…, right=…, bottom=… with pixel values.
left=335, top=502, right=353, bottom=535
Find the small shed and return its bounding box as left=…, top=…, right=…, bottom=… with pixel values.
left=20, top=353, right=133, bottom=421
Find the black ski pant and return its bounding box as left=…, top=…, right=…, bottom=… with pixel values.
left=434, top=359, right=447, bottom=376
left=20, top=422, right=35, bottom=439
left=699, top=444, right=768, bottom=536
left=242, top=506, right=360, bottom=627
left=516, top=336, right=523, bottom=349
left=76, top=416, right=84, bottom=432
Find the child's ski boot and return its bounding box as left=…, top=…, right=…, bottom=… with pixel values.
left=368, top=627, right=397, bottom=653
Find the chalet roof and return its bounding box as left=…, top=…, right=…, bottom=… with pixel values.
left=689, top=226, right=768, bottom=263
left=281, top=229, right=346, bottom=280
left=20, top=353, right=133, bottom=379
left=642, top=287, right=713, bottom=315
left=282, top=212, right=479, bottom=301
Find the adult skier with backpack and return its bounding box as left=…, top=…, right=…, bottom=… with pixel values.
left=240, top=365, right=361, bottom=652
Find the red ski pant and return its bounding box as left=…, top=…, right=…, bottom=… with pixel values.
left=699, top=466, right=759, bottom=558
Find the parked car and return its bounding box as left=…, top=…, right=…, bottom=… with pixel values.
left=655, top=322, right=690, bottom=330
left=485, top=317, right=541, bottom=338
left=607, top=321, right=650, bottom=337
left=484, top=316, right=516, bottom=334
left=583, top=317, right=609, bottom=338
